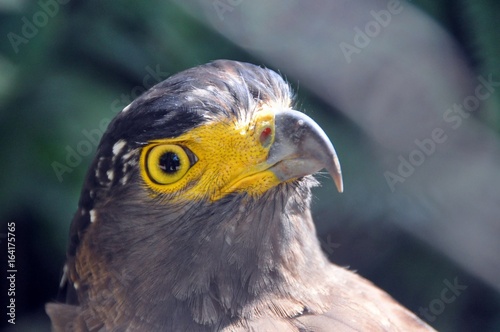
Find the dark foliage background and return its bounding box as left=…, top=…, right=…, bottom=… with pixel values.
left=1, top=1, right=499, bottom=331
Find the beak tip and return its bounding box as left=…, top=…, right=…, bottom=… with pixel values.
left=327, top=155, right=343, bottom=193
left=333, top=173, right=344, bottom=193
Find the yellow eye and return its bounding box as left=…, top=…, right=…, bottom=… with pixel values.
left=143, top=144, right=194, bottom=184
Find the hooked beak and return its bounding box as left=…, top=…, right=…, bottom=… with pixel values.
left=267, top=110, right=343, bottom=193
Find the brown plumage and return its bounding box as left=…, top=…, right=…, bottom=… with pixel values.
left=46, top=60, right=435, bottom=331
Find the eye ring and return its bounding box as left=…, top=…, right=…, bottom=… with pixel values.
left=144, top=144, right=192, bottom=185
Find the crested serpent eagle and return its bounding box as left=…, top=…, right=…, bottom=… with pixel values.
left=46, top=60, right=434, bottom=331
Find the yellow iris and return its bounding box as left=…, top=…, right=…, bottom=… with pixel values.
left=143, top=144, right=192, bottom=185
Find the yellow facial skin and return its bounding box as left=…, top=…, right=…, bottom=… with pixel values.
left=140, top=109, right=281, bottom=201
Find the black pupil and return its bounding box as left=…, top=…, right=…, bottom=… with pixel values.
left=159, top=152, right=181, bottom=173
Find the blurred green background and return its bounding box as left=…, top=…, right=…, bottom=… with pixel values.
left=1, top=1, right=500, bottom=331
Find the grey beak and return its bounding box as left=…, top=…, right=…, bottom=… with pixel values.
left=267, top=110, right=343, bottom=193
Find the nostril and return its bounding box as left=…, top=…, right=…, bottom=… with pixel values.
left=259, top=126, right=273, bottom=148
